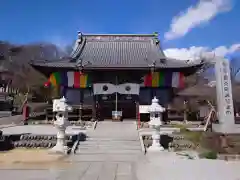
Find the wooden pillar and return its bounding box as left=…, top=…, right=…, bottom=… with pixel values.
left=98, top=96, right=103, bottom=121
left=183, top=99, right=188, bottom=123
left=78, top=89, right=84, bottom=122
left=91, top=73, right=97, bottom=122
left=91, top=95, right=97, bottom=121
left=60, top=86, right=67, bottom=97
left=136, top=100, right=140, bottom=129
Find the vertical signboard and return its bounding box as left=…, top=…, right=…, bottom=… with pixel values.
left=215, top=58, right=235, bottom=128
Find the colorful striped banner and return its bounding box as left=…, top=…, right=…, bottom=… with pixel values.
left=46, top=72, right=91, bottom=88
left=46, top=71, right=183, bottom=88
left=172, top=72, right=184, bottom=88
left=144, top=71, right=184, bottom=88
left=49, top=72, right=60, bottom=87
left=67, top=71, right=74, bottom=87
left=74, top=72, right=80, bottom=88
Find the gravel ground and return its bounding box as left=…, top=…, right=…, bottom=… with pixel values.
left=0, top=149, right=68, bottom=169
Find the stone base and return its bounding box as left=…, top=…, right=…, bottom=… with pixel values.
left=148, top=144, right=164, bottom=152
left=212, top=124, right=240, bottom=134
left=49, top=145, right=69, bottom=154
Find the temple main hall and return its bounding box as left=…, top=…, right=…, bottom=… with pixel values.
left=30, top=32, right=203, bottom=121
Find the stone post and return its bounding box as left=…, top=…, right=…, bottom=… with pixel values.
left=213, top=58, right=235, bottom=133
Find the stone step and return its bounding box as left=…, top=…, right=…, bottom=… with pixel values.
left=86, top=138, right=140, bottom=142
left=78, top=145, right=141, bottom=150
left=79, top=142, right=141, bottom=147
left=80, top=141, right=140, bottom=146
left=76, top=149, right=141, bottom=154
left=85, top=137, right=140, bottom=141
left=80, top=141, right=141, bottom=145
left=66, top=153, right=143, bottom=162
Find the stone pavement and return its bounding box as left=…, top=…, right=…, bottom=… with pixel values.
left=0, top=121, right=145, bottom=180
left=0, top=115, right=22, bottom=128
left=0, top=162, right=138, bottom=180
left=65, top=121, right=144, bottom=179
left=1, top=121, right=240, bottom=179
left=137, top=153, right=240, bottom=180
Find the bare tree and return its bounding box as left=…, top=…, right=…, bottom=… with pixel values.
left=0, top=42, right=65, bottom=101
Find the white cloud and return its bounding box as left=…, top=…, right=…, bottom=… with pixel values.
left=163, top=44, right=240, bottom=60
left=164, top=0, right=232, bottom=40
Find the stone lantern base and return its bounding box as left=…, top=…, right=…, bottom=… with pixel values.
left=148, top=145, right=164, bottom=152
left=50, top=145, right=69, bottom=154
left=49, top=128, right=69, bottom=154
left=148, top=131, right=164, bottom=152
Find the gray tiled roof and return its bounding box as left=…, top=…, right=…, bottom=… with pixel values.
left=30, top=33, right=203, bottom=69
left=31, top=59, right=76, bottom=68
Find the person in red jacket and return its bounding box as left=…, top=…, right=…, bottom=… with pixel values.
left=22, top=101, right=29, bottom=125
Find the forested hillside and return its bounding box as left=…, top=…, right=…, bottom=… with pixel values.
left=0, top=41, right=69, bottom=93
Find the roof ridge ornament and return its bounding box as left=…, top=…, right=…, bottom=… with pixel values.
left=77, top=31, right=83, bottom=44
left=153, top=32, right=158, bottom=37
left=78, top=31, right=83, bottom=39
left=160, top=58, right=166, bottom=64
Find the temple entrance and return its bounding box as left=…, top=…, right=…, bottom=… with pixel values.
left=98, top=94, right=137, bottom=121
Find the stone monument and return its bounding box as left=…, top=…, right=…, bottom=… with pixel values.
left=213, top=58, right=236, bottom=133
left=148, top=97, right=166, bottom=152
left=50, top=96, right=72, bottom=154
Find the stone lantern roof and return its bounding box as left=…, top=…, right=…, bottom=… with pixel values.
left=148, top=97, right=165, bottom=113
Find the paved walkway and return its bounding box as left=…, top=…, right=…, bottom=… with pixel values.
left=0, top=115, right=22, bottom=128
left=65, top=121, right=144, bottom=180
left=2, top=121, right=240, bottom=180
left=1, top=121, right=145, bottom=180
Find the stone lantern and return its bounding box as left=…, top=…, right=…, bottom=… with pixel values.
left=148, top=97, right=166, bottom=152
left=50, top=96, right=72, bottom=154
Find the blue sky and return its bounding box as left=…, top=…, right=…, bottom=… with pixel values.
left=0, top=0, right=240, bottom=59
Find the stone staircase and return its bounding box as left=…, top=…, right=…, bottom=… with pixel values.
left=77, top=138, right=141, bottom=154
left=72, top=122, right=143, bottom=162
